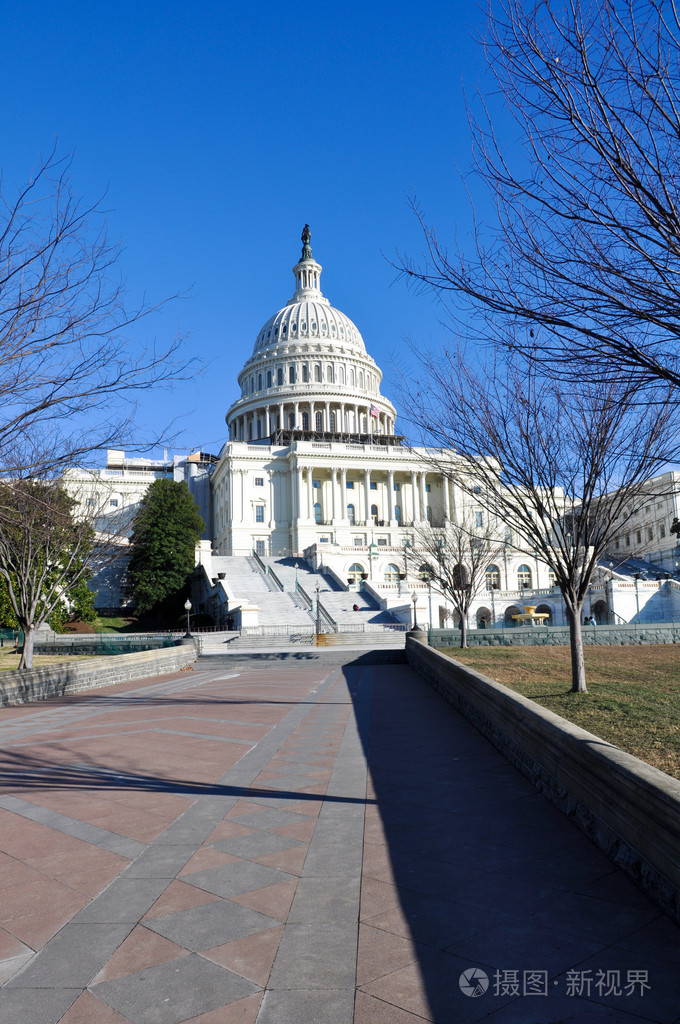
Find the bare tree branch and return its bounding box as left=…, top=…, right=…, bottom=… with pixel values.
left=0, top=147, right=195, bottom=475
left=393, top=1, right=680, bottom=393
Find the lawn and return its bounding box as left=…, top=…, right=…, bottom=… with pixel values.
left=0, top=649, right=92, bottom=672
left=441, top=645, right=680, bottom=780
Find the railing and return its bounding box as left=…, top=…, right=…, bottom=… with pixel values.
left=267, top=565, right=284, bottom=592
left=251, top=549, right=267, bottom=572
left=317, top=600, right=338, bottom=633
left=296, top=582, right=313, bottom=610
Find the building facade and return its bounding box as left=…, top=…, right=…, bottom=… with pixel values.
left=68, top=229, right=680, bottom=630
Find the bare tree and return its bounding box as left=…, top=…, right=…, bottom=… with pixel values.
left=0, top=147, right=192, bottom=475
left=395, top=1, right=680, bottom=394
left=407, top=512, right=505, bottom=648
left=0, top=480, right=96, bottom=668
left=399, top=352, right=679, bottom=691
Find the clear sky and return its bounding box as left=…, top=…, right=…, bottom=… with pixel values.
left=0, top=0, right=495, bottom=460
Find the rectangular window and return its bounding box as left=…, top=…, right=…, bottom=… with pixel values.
left=255, top=540, right=266, bottom=556
left=636, top=530, right=642, bottom=543
left=370, top=481, right=377, bottom=490
left=377, top=538, right=387, bottom=546
left=626, top=535, right=630, bottom=547
left=353, top=537, right=364, bottom=546
left=393, top=482, right=400, bottom=491
left=346, top=480, right=354, bottom=489
left=109, top=499, right=119, bottom=507
left=475, top=511, right=483, bottom=527
left=425, top=483, right=431, bottom=492
left=660, top=523, right=666, bottom=538
left=86, top=498, right=95, bottom=507
left=648, top=527, right=654, bottom=541
left=320, top=537, right=329, bottom=543
left=615, top=538, right=620, bottom=549
left=255, top=505, right=265, bottom=523
left=313, top=479, right=320, bottom=488
left=254, top=477, right=264, bottom=486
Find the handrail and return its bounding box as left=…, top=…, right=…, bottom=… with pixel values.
left=267, top=566, right=284, bottom=592
left=251, top=549, right=266, bottom=573
left=317, top=599, right=338, bottom=633
left=296, top=582, right=313, bottom=610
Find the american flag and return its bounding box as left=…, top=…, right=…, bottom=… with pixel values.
left=370, top=404, right=379, bottom=417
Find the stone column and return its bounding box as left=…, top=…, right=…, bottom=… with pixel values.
left=293, top=402, right=299, bottom=429
left=443, top=474, right=450, bottom=520
left=278, top=403, right=285, bottom=431
left=364, top=468, right=371, bottom=524
left=341, top=467, right=348, bottom=521
left=388, top=469, right=396, bottom=526
left=307, top=467, right=314, bottom=521
left=411, top=471, right=418, bottom=522
left=419, top=473, right=427, bottom=521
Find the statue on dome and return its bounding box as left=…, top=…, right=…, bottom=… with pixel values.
left=301, top=224, right=311, bottom=245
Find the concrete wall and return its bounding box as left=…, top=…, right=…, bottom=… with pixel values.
left=406, top=637, right=680, bottom=923
left=0, top=644, right=198, bottom=708
left=430, top=623, right=680, bottom=647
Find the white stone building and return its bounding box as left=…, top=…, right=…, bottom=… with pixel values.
left=67, top=228, right=680, bottom=631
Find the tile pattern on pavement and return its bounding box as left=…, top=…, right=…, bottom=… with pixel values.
left=0, top=658, right=678, bottom=1023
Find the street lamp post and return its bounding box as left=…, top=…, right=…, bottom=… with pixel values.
left=411, top=590, right=419, bottom=630
left=184, top=599, right=192, bottom=639
left=634, top=573, right=641, bottom=632
left=315, top=581, right=321, bottom=639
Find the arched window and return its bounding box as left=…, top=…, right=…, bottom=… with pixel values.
left=277, top=367, right=284, bottom=386
left=338, top=365, right=345, bottom=384
left=476, top=607, right=492, bottom=628
left=359, top=371, right=364, bottom=388
left=350, top=367, right=356, bottom=386
left=258, top=373, right=262, bottom=390
left=535, top=603, right=552, bottom=624
left=370, top=503, right=378, bottom=523
left=315, top=410, right=323, bottom=432
left=327, top=364, right=334, bottom=383
left=394, top=504, right=401, bottom=523
left=288, top=413, right=295, bottom=428
left=302, top=364, right=309, bottom=383
left=348, top=562, right=364, bottom=583
left=517, top=564, right=532, bottom=589
left=505, top=605, right=522, bottom=626
left=384, top=563, right=400, bottom=582
left=314, top=502, right=322, bottom=524
left=486, top=564, right=500, bottom=590
left=267, top=370, right=272, bottom=387
left=315, top=364, right=322, bottom=382
left=250, top=376, right=255, bottom=393
left=302, top=412, right=309, bottom=430
left=329, top=411, right=336, bottom=431
left=347, top=503, right=356, bottom=524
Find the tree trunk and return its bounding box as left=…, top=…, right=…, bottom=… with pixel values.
left=460, top=614, right=468, bottom=649
left=566, top=607, right=587, bottom=693
left=19, top=625, right=34, bottom=670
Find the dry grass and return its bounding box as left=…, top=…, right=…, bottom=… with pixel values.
left=0, top=649, right=92, bottom=672
left=441, top=645, right=680, bottom=780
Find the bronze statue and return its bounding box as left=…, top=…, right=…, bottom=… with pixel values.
left=301, top=224, right=311, bottom=245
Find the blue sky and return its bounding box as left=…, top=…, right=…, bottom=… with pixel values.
left=0, top=0, right=495, bottom=459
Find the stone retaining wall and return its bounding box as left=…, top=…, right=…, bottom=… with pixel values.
left=430, top=623, right=680, bottom=647
left=0, top=644, right=199, bottom=708
left=406, top=637, right=680, bottom=923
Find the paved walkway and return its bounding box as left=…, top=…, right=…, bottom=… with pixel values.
left=0, top=657, right=678, bottom=1023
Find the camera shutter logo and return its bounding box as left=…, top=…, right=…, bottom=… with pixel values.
left=459, top=968, right=489, bottom=998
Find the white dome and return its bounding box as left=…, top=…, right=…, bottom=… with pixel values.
left=253, top=297, right=365, bottom=356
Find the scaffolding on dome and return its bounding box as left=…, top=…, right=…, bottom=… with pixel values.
left=270, top=429, right=404, bottom=447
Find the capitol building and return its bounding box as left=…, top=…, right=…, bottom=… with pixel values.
left=66, top=229, right=680, bottom=632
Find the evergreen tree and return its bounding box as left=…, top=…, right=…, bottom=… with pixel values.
left=127, top=479, right=205, bottom=617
